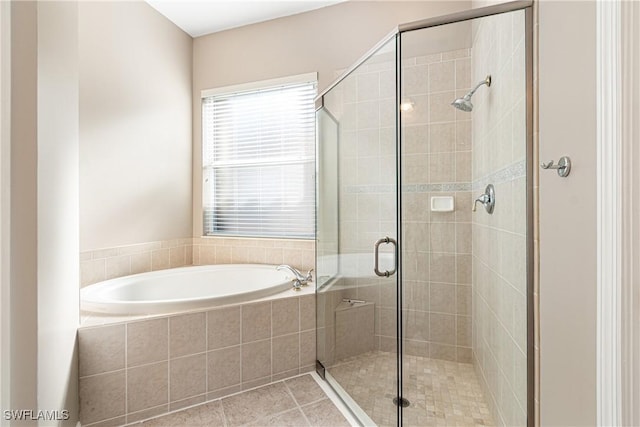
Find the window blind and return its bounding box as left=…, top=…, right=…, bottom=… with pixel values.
left=202, top=80, right=316, bottom=238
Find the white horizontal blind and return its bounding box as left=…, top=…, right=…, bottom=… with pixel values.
left=202, top=80, right=316, bottom=238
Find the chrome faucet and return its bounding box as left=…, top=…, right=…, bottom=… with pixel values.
left=276, top=265, right=313, bottom=291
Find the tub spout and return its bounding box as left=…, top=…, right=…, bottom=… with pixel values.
left=276, top=265, right=313, bottom=287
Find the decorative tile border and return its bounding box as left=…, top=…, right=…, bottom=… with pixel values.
left=472, top=159, right=527, bottom=190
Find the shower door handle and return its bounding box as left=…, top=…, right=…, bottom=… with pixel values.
left=374, top=237, right=397, bottom=277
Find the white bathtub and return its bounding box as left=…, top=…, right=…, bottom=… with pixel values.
left=81, top=264, right=295, bottom=315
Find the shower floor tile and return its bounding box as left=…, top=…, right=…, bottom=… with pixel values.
left=329, top=351, right=494, bottom=427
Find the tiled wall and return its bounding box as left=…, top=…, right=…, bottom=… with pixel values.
left=318, top=44, right=475, bottom=364
left=78, top=294, right=316, bottom=427
left=80, top=239, right=193, bottom=287
left=400, top=47, right=474, bottom=362
left=80, top=237, right=314, bottom=288
left=471, top=10, right=528, bottom=427
left=319, top=45, right=399, bottom=365
left=192, top=237, right=314, bottom=273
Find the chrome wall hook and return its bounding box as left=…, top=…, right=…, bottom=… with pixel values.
left=541, top=156, right=571, bottom=177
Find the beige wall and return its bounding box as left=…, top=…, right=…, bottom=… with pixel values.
left=0, top=0, right=10, bottom=414
left=538, top=1, right=597, bottom=425
left=79, top=1, right=193, bottom=252
left=37, top=3, right=80, bottom=423
left=9, top=0, right=38, bottom=415
left=192, top=0, right=471, bottom=237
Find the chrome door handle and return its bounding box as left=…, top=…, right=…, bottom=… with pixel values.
left=374, top=237, right=397, bottom=277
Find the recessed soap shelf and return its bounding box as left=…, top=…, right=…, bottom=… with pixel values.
left=430, top=196, right=454, bottom=212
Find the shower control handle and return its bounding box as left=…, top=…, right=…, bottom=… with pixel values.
left=374, top=237, right=397, bottom=277
left=472, top=184, right=495, bottom=214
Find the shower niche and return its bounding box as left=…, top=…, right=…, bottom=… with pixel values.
left=316, top=4, right=532, bottom=427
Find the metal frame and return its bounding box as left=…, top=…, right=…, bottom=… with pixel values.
left=315, top=1, right=535, bottom=425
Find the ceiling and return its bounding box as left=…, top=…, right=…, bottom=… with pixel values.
left=145, top=1, right=346, bottom=37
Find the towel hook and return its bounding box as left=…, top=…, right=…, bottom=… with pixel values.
left=541, top=156, right=571, bottom=177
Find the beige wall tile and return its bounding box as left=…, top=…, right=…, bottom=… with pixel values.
left=207, top=346, right=241, bottom=392
left=242, top=339, right=271, bottom=382
left=170, top=354, right=206, bottom=402
left=299, top=330, right=316, bottom=368
left=430, top=92, right=455, bottom=123
left=169, top=394, right=206, bottom=412
left=170, top=312, right=206, bottom=358
left=404, top=310, right=429, bottom=342
left=430, top=283, right=456, bottom=314
left=429, top=122, right=455, bottom=153
left=430, top=253, right=456, bottom=283
left=79, top=325, right=125, bottom=377
left=130, top=252, right=152, bottom=274
left=127, top=318, right=168, bottom=367
left=429, top=343, right=456, bottom=362
left=242, top=302, right=271, bottom=343
left=272, top=334, right=299, bottom=375
left=207, top=305, right=241, bottom=350
left=79, top=370, right=126, bottom=425
left=169, top=246, right=186, bottom=268
left=127, top=361, right=168, bottom=413
left=429, top=60, right=455, bottom=93
left=430, top=222, right=456, bottom=253
left=430, top=313, right=456, bottom=345
left=429, top=152, right=456, bottom=183
left=299, top=295, right=315, bottom=331
left=151, top=249, right=171, bottom=270
left=272, top=298, right=299, bottom=337
left=81, top=259, right=106, bottom=287
left=105, top=255, right=130, bottom=280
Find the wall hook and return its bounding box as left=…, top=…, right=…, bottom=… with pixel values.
left=541, top=156, right=571, bottom=177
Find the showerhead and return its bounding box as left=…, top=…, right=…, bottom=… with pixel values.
left=451, top=75, right=491, bottom=112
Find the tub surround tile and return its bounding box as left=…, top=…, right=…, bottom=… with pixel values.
left=299, top=295, right=316, bottom=331
left=207, top=346, right=241, bottom=392
left=272, top=334, right=299, bottom=375
left=79, top=370, right=126, bottom=425
left=207, top=306, right=241, bottom=349
left=79, top=294, right=316, bottom=426
left=169, top=312, right=205, bottom=358
left=78, top=324, right=125, bottom=377
left=272, top=298, right=299, bottom=337
left=241, top=339, right=271, bottom=382
left=169, top=354, right=206, bottom=402
left=127, top=318, right=168, bottom=367
left=242, top=302, right=271, bottom=343
left=127, top=361, right=169, bottom=413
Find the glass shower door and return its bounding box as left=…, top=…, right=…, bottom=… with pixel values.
left=315, top=35, right=401, bottom=426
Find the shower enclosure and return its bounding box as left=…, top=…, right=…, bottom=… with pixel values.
left=315, top=2, right=533, bottom=426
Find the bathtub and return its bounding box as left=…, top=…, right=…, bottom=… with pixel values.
left=81, top=264, right=296, bottom=315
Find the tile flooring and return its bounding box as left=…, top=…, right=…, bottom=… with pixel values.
left=329, top=351, right=494, bottom=427
left=137, top=374, right=350, bottom=427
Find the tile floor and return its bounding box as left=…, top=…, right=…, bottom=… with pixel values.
left=137, top=374, right=350, bottom=427
left=329, top=351, right=494, bottom=427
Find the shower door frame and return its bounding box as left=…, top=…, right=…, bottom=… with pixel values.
left=315, top=1, right=535, bottom=425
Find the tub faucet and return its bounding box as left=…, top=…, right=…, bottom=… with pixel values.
left=276, top=265, right=313, bottom=290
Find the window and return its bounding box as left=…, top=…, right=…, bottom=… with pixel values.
left=202, top=74, right=317, bottom=238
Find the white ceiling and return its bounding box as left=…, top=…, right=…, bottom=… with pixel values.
left=145, top=0, right=346, bottom=37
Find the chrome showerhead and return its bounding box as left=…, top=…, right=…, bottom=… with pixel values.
left=451, top=75, right=491, bottom=112
left=451, top=96, right=473, bottom=112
